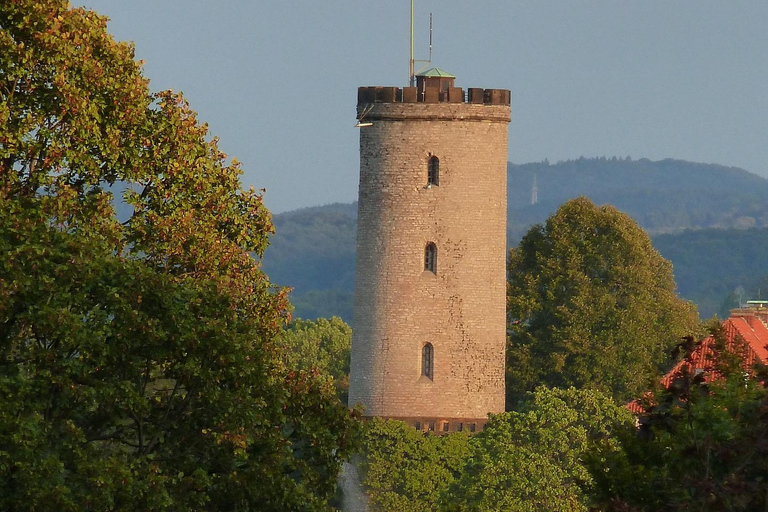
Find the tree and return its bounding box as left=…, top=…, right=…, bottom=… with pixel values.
left=597, top=325, right=768, bottom=511
left=280, top=316, right=352, bottom=404
left=446, top=387, right=634, bottom=512
left=359, top=390, right=633, bottom=512
left=0, top=2, right=359, bottom=510
left=506, top=197, right=700, bottom=405
left=361, top=419, right=471, bottom=512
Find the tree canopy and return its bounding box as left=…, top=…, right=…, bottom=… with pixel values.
left=359, top=388, right=633, bottom=512
left=361, top=418, right=471, bottom=512
left=447, top=387, right=633, bottom=512
left=598, top=324, right=768, bottom=511
left=506, top=197, right=700, bottom=405
left=280, top=316, right=352, bottom=403
left=0, top=1, right=358, bottom=510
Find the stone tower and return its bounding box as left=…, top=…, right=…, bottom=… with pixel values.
left=348, top=68, right=511, bottom=432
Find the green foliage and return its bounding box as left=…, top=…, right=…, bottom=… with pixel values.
left=361, top=419, right=471, bottom=512
left=0, top=205, right=360, bottom=511
left=280, top=317, right=352, bottom=403
left=507, top=197, right=700, bottom=405
left=0, top=1, right=359, bottom=510
left=600, top=326, right=768, bottom=511
left=447, top=387, right=634, bottom=512
left=359, top=390, right=633, bottom=512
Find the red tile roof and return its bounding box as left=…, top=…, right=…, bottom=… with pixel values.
left=727, top=316, right=768, bottom=362
left=628, top=307, right=768, bottom=413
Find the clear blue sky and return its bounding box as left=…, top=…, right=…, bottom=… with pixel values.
left=81, top=1, right=768, bottom=213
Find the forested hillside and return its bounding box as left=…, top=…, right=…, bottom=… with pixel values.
left=262, top=203, right=357, bottom=322
left=654, top=227, right=768, bottom=318
left=508, top=157, right=768, bottom=241
left=261, top=158, right=768, bottom=321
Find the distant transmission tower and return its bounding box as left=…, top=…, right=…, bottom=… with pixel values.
left=531, top=173, right=538, bottom=205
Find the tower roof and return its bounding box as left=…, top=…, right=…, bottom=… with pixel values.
left=416, top=67, right=455, bottom=78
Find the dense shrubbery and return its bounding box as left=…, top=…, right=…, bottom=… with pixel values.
left=280, top=316, right=352, bottom=403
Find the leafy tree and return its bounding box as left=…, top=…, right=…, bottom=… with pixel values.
left=0, top=1, right=358, bottom=510
left=446, top=387, right=634, bottom=512
left=360, top=390, right=633, bottom=512
left=280, top=316, right=352, bottom=403
left=506, top=197, right=700, bottom=405
left=361, top=419, right=471, bottom=512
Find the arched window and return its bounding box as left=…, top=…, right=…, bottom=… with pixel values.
left=428, top=156, right=439, bottom=186
left=422, top=343, right=434, bottom=380
left=424, top=242, right=437, bottom=273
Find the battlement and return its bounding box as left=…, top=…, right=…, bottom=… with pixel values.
left=357, top=86, right=510, bottom=106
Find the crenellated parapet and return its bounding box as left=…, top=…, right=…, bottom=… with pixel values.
left=357, top=85, right=510, bottom=106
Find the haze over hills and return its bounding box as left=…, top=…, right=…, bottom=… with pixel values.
left=261, top=157, right=768, bottom=322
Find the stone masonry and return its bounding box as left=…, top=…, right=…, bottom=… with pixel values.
left=348, top=87, right=511, bottom=432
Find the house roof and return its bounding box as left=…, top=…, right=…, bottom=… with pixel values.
left=661, top=315, right=768, bottom=388
left=726, top=316, right=768, bottom=362
left=627, top=307, right=768, bottom=414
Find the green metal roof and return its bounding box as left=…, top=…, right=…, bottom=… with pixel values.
left=416, top=67, right=455, bottom=78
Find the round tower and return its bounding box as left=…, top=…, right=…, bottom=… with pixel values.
left=348, top=71, right=511, bottom=432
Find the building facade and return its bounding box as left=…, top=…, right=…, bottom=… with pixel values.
left=348, top=73, right=511, bottom=432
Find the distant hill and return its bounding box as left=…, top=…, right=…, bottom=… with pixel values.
left=508, top=157, right=768, bottom=241
left=654, top=228, right=768, bottom=319
left=261, top=158, right=768, bottom=322
left=261, top=202, right=357, bottom=322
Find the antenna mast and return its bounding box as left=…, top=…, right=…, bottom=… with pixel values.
left=428, top=12, right=432, bottom=63
left=409, top=0, right=415, bottom=86
left=409, top=1, right=433, bottom=87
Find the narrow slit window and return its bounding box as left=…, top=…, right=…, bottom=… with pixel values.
left=424, top=242, right=437, bottom=273
left=428, top=156, right=439, bottom=186
left=422, top=343, right=434, bottom=380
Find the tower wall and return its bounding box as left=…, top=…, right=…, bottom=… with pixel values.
left=349, top=94, right=510, bottom=430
